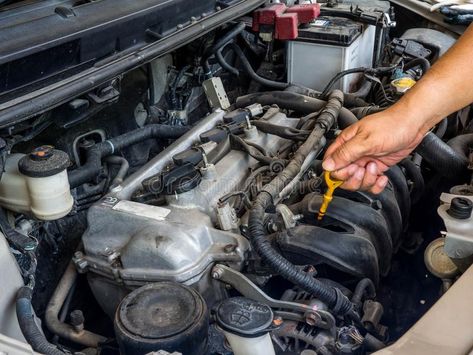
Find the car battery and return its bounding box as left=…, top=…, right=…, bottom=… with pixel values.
left=287, top=16, right=377, bottom=93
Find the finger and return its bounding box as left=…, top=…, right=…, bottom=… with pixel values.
left=330, top=164, right=358, bottom=181
left=324, top=125, right=358, bottom=159
left=369, top=175, right=389, bottom=195
left=323, top=134, right=370, bottom=172
left=361, top=162, right=379, bottom=190
left=341, top=167, right=365, bottom=191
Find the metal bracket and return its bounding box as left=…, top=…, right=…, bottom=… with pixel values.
left=212, top=264, right=315, bottom=314
left=212, top=264, right=336, bottom=331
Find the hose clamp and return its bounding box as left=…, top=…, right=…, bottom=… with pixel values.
left=104, top=140, right=115, bottom=155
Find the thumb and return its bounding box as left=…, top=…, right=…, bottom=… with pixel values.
left=323, top=134, right=370, bottom=171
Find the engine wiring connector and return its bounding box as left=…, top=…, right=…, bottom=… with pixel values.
left=317, top=171, right=343, bottom=221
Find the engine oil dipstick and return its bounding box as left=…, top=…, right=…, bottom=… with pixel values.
left=317, top=171, right=343, bottom=221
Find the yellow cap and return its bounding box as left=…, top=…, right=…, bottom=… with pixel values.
left=391, top=77, right=416, bottom=94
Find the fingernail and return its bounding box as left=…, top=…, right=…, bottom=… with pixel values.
left=355, top=169, right=364, bottom=180
left=368, top=163, right=377, bottom=175
left=378, top=176, right=389, bottom=188
left=347, top=165, right=358, bottom=175
left=322, top=158, right=335, bottom=171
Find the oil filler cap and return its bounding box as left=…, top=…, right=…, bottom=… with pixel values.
left=447, top=197, right=473, bottom=219
left=18, top=146, right=70, bottom=178
left=215, top=297, right=274, bottom=338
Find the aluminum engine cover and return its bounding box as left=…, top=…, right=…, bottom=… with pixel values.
left=79, top=198, right=249, bottom=286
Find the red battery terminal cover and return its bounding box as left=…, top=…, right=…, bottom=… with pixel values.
left=252, top=3, right=320, bottom=40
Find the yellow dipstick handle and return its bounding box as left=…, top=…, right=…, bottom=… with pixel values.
left=317, top=171, right=344, bottom=220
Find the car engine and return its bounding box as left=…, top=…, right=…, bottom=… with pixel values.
left=0, top=1, right=472, bottom=355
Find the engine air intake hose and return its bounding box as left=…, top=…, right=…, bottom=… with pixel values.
left=247, top=90, right=356, bottom=318
left=16, top=287, right=66, bottom=355
left=68, top=124, right=189, bottom=188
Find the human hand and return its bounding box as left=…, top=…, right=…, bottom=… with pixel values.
left=322, top=108, right=427, bottom=194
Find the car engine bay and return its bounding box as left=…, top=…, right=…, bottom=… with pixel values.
left=0, top=0, right=472, bottom=354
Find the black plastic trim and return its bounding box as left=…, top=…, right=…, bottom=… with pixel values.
left=0, top=0, right=265, bottom=128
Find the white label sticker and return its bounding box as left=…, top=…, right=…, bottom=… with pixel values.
left=113, top=200, right=170, bottom=221
left=313, top=20, right=329, bottom=27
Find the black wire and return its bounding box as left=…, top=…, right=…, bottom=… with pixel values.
left=320, top=67, right=368, bottom=98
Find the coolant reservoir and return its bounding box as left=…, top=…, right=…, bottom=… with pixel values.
left=0, top=146, right=73, bottom=220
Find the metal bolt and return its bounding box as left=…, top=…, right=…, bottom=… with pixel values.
left=223, top=244, right=237, bottom=254
left=245, top=115, right=252, bottom=129
left=202, top=152, right=209, bottom=168
left=304, top=265, right=316, bottom=274
left=212, top=267, right=223, bottom=279
left=110, top=185, right=123, bottom=193
left=75, top=259, right=88, bottom=271
left=70, top=310, right=85, bottom=333
left=304, top=312, right=320, bottom=326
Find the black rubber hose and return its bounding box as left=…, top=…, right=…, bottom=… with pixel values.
left=399, top=158, right=425, bottom=204
left=350, top=79, right=372, bottom=99
left=204, top=22, right=246, bottom=59
left=16, top=287, right=66, bottom=355
left=230, top=134, right=282, bottom=165
left=216, top=45, right=239, bottom=76
left=235, top=91, right=358, bottom=128
left=448, top=133, right=473, bottom=156
left=68, top=124, right=190, bottom=188
left=320, top=66, right=396, bottom=99
left=285, top=84, right=370, bottom=108
left=231, top=44, right=289, bottom=90
left=170, top=65, right=190, bottom=109
left=207, top=136, right=232, bottom=165
left=248, top=91, right=356, bottom=317
left=337, top=109, right=358, bottom=129
left=251, top=120, right=310, bottom=141
left=202, top=22, right=246, bottom=77
left=404, top=57, right=431, bottom=74
left=416, top=132, right=470, bottom=179
left=434, top=118, right=448, bottom=138
left=320, top=67, right=368, bottom=98
left=350, top=106, right=385, bottom=119
left=237, top=91, right=325, bottom=112
left=351, top=278, right=376, bottom=310
left=364, top=333, right=386, bottom=351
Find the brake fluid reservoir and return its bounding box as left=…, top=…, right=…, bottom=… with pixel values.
left=15, top=146, right=73, bottom=220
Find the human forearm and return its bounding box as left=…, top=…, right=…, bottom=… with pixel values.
left=386, top=24, right=473, bottom=133
left=322, top=25, right=473, bottom=193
